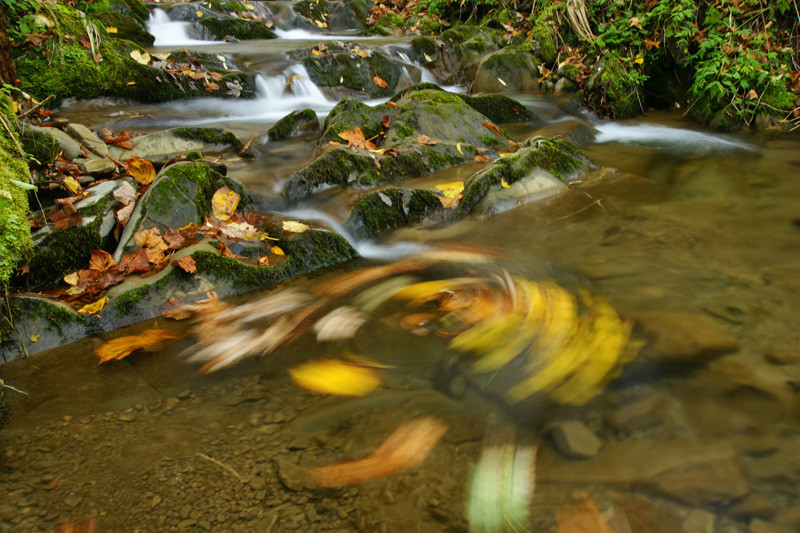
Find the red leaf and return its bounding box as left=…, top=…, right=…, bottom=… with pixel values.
left=481, top=122, right=503, bottom=136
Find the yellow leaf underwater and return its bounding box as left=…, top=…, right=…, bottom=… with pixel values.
left=95, top=328, right=178, bottom=363
left=289, top=358, right=382, bottom=396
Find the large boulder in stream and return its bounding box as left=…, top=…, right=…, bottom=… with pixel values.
left=410, top=28, right=503, bottom=86
left=114, top=161, right=248, bottom=260
left=473, top=46, right=540, bottom=93
left=107, top=127, right=243, bottom=163
left=343, top=188, right=443, bottom=239
left=284, top=87, right=533, bottom=203
left=291, top=0, right=371, bottom=32
left=455, top=136, right=597, bottom=217
left=199, top=17, right=278, bottom=40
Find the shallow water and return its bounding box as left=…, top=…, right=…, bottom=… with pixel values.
left=3, top=8, right=800, bottom=533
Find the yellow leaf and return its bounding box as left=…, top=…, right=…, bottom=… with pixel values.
left=126, top=157, right=156, bottom=185
left=289, top=358, right=382, bottom=396
left=634, top=55, right=644, bottom=64
left=286, top=74, right=303, bottom=87
left=11, top=101, right=18, bottom=113
left=211, top=185, right=240, bottom=221
left=78, top=297, right=107, bottom=314
left=312, top=49, right=325, bottom=56
left=338, top=126, right=377, bottom=151
left=63, top=176, right=81, bottom=195
left=456, top=142, right=463, bottom=154
left=272, top=246, right=285, bottom=256
left=282, top=220, right=309, bottom=233
left=129, top=49, right=151, bottom=65
left=95, top=328, right=179, bottom=363
left=196, top=10, right=204, bottom=17
left=106, top=26, right=118, bottom=33
left=435, top=181, right=464, bottom=198
left=30, top=333, right=40, bottom=342
left=64, top=272, right=79, bottom=285
left=127, top=81, right=136, bottom=85
left=501, top=179, right=511, bottom=188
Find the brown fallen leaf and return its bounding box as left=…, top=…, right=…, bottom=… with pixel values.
left=88, top=250, right=116, bottom=273
left=172, top=255, right=197, bottom=273
left=338, top=127, right=378, bottom=151
left=96, top=329, right=179, bottom=363
left=311, top=417, right=449, bottom=487
left=381, top=115, right=391, bottom=128
left=416, top=134, right=437, bottom=145
left=219, top=242, right=241, bottom=258
left=474, top=154, right=490, bottom=162
left=373, top=75, right=388, bottom=89
left=481, top=122, right=504, bottom=137
left=386, top=101, right=398, bottom=108
left=126, top=156, right=156, bottom=185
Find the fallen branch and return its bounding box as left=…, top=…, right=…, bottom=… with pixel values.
left=197, top=453, right=248, bottom=483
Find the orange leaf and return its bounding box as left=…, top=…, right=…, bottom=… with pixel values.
left=474, top=154, right=490, bottom=162
left=219, top=242, right=241, bottom=258
left=381, top=115, right=391, bottom=128
left=172, top=255, right=196, bottom=273
left=258, top=256, right=270, bottom=266
left=311, top=417, right=449, bottom=487
left=482, top=122, right=503, bottom=137
left=373, top=75, right=388, bottom=89
left=95, top=329, right=178, bottom=363
left=204, top=81, right=220, bottom=92
left=126, top=156, right=156, bottom=185
left=211, top=185, right=240, bottom=221
left=416, top=134, right=437, bottom=145
left=89, top=250, right=116, bottom=273
left=338, top=127, right=378, bottom=151
left=386, top=101, right=398, bottom=108
left=312, top=49, right=325, bottom=56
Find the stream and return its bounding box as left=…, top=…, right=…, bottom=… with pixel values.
left=2, top=5, right=800, bottom=533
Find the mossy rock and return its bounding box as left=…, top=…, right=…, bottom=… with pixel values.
left=287, top=89, right=513, bottom=203
left=302, top=50, right=403, bottom=98
left=528, top=19, right=558, bottom=64
left=474, top=46, right=539, bottom=93
left=0, top=296, right=98, bottom=361
left=585, top=53, right=642, bottom=119
left=91, top=10, right=155, bottom=46
left=268, top=109, right=320, bottom=141
left=114, top=161, right=249, bottom=259
left=343, top=188, right=442, bottom=239
left=410, top=36, right=438, bottom=63
left=293, top=0, right=328, bottom=24
left=328, top=0, right=371, bottom=31
left=204, top=0, right=247, bottom=13
left=456, top=136, right=596, bottom=218
left=459, top=94, right=538, bottom=123
left=109, top=127, right=242, bottom=162
left=21, top=127, right=60, bottom=170
left=199, top=17, right=278, bottom=40
left=87, top=0, right=150, bottom=24
left=0, top=94, right=33, bottom=287
left=15, top=38, right=255, bottom=105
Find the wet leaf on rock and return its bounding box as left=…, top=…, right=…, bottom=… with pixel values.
left=96, top=329, right=179, bottom=363
left=78, top=297, right=106, bottom=314
left=373, top=75, right=388, bottom=89
left=338, top=127, right=377, bottom=151
left=172, top=255, right=196, bottom=274
left=130, top=49, right=151, bottom=65
left=416, top=134, right=437, bottom=145
left=282, top=220, right=309, bottom=233
left=211, top=185, right=240, bottom=221
left=481, top=122, right=504, bottom=137
left=126, top=156, right=156, bottom=185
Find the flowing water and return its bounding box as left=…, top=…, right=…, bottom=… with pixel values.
left=2, top=6, right=800, bottom=533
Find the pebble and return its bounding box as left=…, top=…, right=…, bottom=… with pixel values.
left=64, top=495, right=82, bottom=508
left=177, top=390, right=192, bottom=399
left=764, top=349, right=800, bottom=365
left=549, top=420, right=603, bottom=459
left=118, top=414, right=136, bottom=422
left=748, top=519, right=793, bottom=533
left=177, top=518, right=197, bottom=529
left=729, top=493, right=778, bottom=521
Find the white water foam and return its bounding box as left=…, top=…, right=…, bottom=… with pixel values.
left=147, top=9, right=216, bottom=47
left=593, top=122, right=755, bottom=154
left=279, top=208, right=430, bottom=260
left=273, top=28, right=366, bottom=40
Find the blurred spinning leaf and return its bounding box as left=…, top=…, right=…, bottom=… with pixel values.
left=311, top=417, right=448, bottom=487
left=289, top=358, right=382, bottom=396
left=96, top=328, right=178, bottom=363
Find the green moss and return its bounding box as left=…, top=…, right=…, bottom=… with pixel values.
left=173, top=127, right=241, bottom=147
left=417, top=17, right=442, bottom=35
left=108, top=270, right=176, bottom=316
left=376, top=12, right=404, bottom=30
left=205, top=0, right=246, bottom=12
left=529, top=20, right=557, bottom=64
left=90, top=11, right=154, bottom=46
left=442, top=25, right=474, bottom=45
left=21, top=128, right=59, bottom=170
left=26, top=216, right=105, bottom=287
left=403, top=90, right=464, bottom=120
left=585, top=52, right=641, bottom=119
left=186, top=150, right=203, bottom=160
left=0, top=95, right=33, bottom=287
left=458, top=94, right=537, bottom=123
left=268, top=109, right=319, bottom=141
left=321, top=97, right=375, bottom=142
left=410, top=36, right=438, bottom=61
left=293, top=0, right=327, bottom=23
left=343, top=188, right=442, bottom=238
left=285, top=148, right=377, bottom=204
left=390, top=121, right=417, bottom=141
left=303, top=51, right=401, bottom=98
left=388, top=82, right=444, bottom=103
left=199, top=17, right=278, bottom=40
left=479, top=135, right=504, bottom=147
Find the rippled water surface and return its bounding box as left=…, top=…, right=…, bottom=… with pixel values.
left=2, top=9, right=800, bottom=533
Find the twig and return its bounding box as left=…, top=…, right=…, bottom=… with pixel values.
left=551, top=198, right=604, bottom=221
left=2, top=289, right=31, bottom=360
left=19, top=95, right=55, bottom=119
left=0, top=382, right=29, bottom=397
left=197, top=453, right=247, bottom=483
left=0, top=113, right=25, bottom=157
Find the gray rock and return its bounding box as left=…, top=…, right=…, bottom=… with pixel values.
left=683, top=509, right=716, bottom=533
left=76, top=157, right=116, bottom=178
left=549, top=420, right=602, bottom=459
left=276, top=460, right=316, bottom=491
left=24, top=125, right=82, bottom=161
left=651, top=455, right=751, bottom=506
left=108, top=127, right=241, bottom=162
left=634, top=311, right=740, bottom=367
left=473, top=47, right=539, bottom=93
left=65, top=123, right=109, bottom=158
left=479, top=169, right=566, bottom=216
left=729, top=493, right=778, bottom=521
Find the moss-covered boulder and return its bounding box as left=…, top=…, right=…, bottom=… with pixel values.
left=199, top=17, right=278, bottom=40
left=268, top=109, right=321, bottom=141
left=0, top=94, right=33, bottom=287
left=285, top=89, right=514, bottom=203
left=13, top=5, right=255, bottom=105
left=0, top=296, right=98, bottom=361
left=114, top=162, right=248, bottom=260
left=343, top=188, right=442, bottom=239
left=585, top=53, right=642, bottom=119
left=292, top=0, right=370, bottom=32
left=108, top=127, right=242, bottom=162
left=20, top=127, right=60, bottom=170
left=473, top=46, right=539, bottom=93
left=527, top=17, right=558, bottom=64
left=301, top=48, right=405, bottom=98
left=456, top=136, right=597, bottom=218
left=91, top=10, right=155, bottom=46
left=25, top=179, right=126, bottom=287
